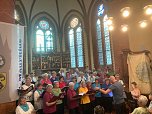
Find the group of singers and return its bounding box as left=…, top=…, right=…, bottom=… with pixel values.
left=15, top=68, right=128, bottom=114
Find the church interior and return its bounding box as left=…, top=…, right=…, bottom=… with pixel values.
left=0, top=0, right=152, bottom=114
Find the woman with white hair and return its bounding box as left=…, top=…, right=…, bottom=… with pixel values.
left=22, top=76, right=34, bottom=102
left=41, top=73, right=52, bottom=85
left=77, top=72, right=86, bottom=83
left=43, top=84, right=57, bottom=114
left=131, top=95, right=150, bottom=114
left=67, top=82, right=79, bottom=114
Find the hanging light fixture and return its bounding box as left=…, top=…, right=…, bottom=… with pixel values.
left=109, top=25, right=114, bottom=31
left=139, top=20, right=147, bottom=28
left=120, top=7, right=130, bottom=17
left=144, top=5, right=152, bottom=15
left=121, top=24, right=128, bottom=32
left=107, top=17, right=113, bottom=25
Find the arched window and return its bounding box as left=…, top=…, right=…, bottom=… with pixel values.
left=35, top=19, right=54, bottom=53
left=68, top=17, right=84, bottom=68
left=96, top=4, right=112, bottom=66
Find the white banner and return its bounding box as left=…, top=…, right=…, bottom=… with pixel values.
left=127, top=53, right=152, bottom=94
left=0, top=22, right=24, bottom=103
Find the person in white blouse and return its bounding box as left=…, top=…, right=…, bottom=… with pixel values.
left=34, top=83, right=44, bottom=114
left=77, top=72, right=86, bottom=83
left=16, top=96, right=36, bottom=114
left=74, top=68, right=80, bottom=77
left=22, top=76, right=34, bottom=102
left=88, top=72, right=96, bottom=83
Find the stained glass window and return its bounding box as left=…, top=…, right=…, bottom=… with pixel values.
left=76, top=27, right=83, bottom=67
left=69, top=29, right=76, bottom=68
left=35, top=19, right=54, bottom=52
left=103, top=15, right=112, bottom=65
left=68, top=18, right=84, bottom=68
left=39, top=20, right=49, bottom=30
left=96, top=4, right=112, bottom=66
left=70, top=18, right=79, bottom=28
left=96, top=19, right=104, bottom=65
left=98, top=4, right=104, bottom=16
left=36, top=30, right=44, bottom=52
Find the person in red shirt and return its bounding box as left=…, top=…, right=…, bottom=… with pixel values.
left=43, top=84, right=56, bottom=114
left=59, top=76, right=66, bottom=89
left=67, top=82, right=79, bottom=114
left=41, top=73, right=52, bottom=85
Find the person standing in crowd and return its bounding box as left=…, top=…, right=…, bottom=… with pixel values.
left=34, top=83, right=44, bottom=114
left=41, top=73, right=52, bottom=85
left=67, top=82, right=79, bottom=114
left=131, top=95, right=149, bottom=114
left=79, top=81, right=91, bottom=114
left=84, top=69, right=90, bottom=82
left=92, top=78, right=102, bottom=106
left=86, top=81, right=95, bottom=114
left=22, top=74, right=31, bottom=85
left=101, top=78, right=113, bottom=114
left=77, top=72, right=86, bottom=83
left=30, top=72, right=37, bottom=84
left=52, top=81, right=64, bottom=114
left=97, top=70, right=104, bottom=84
left=43, top=84, right=57, bottom=114
left=74, top=68, right=80, bottom=77
left=35, top=76, right=42, bottom=88
left=59, top=68, right=65, bottom=77
left=50, top=71, right=58, bottom=84
left=69, top=68, right=74, bottom=78
left=59, top=76, right=66, bottom=89
left=93, top=71, right=97, bottom=78
left=16, top=96, right=36, bottom=114
left=65, top=71, right=71, bottom=84
left=71, top=77, right=80, bottom=92
left=22, top=76, right=34, bottom=103
left=89, top=72, right=96, bottom=83
left=99, top=76, right=126, bottom=114
left=115, top=74, right=125, bottom=87
left=58, top=76, right=67, bottom=108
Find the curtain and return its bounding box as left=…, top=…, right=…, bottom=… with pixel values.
left=127, top=53, right=152, bottom=94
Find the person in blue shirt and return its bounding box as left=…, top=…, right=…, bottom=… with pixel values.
left=101, top=78, right=113, bottom=113
left=71, top=77, right=79, bottom=93
left=92, top=78, right=102, bottom=106
left=50, top=71, right=59, bottom=84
